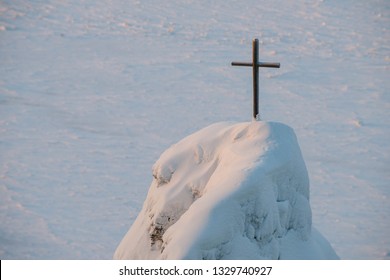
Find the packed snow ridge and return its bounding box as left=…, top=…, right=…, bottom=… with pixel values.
left=114, top=121, right=338, bottom=259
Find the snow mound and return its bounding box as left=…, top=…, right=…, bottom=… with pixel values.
left=114, top=121, right=339, bottom=259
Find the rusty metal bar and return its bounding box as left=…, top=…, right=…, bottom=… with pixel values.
left=253, top=39, right=259, bottom=119
left=231, top=62, right=253, bottom=67
left=231, top=38, right=280, bottom=120
left=258, top=62, right=280, bottom=68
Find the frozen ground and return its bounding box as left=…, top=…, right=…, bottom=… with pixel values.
left=0, top=0, right=389, bottom=259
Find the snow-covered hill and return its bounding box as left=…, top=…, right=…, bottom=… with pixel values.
left=0, top=0, right=389, bottom=259
left=114, top=121, right=338, bottom=259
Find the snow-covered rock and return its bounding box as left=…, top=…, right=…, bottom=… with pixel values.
left=114, top=121, right=338, bottom=259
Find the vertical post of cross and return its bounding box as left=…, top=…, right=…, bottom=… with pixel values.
left=252, top=39, right=259, bottom=119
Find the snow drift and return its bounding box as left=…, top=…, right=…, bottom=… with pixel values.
left=114, top=121, right=338, bottom=259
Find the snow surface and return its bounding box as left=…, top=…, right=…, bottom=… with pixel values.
left=114, top=121, right=339, bottom=260
left=0, top=0, right=389, bottom=259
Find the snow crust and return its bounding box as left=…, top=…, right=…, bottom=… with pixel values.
left=114, top=121, right=338, bottom=259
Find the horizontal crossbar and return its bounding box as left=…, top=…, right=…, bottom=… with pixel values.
left=231, top=62, right=280, bottom=68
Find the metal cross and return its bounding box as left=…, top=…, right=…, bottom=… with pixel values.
left=232, top=38, right=280, bottom=119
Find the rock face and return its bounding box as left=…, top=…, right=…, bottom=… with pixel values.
left=114, top=121, right=339, bottom=260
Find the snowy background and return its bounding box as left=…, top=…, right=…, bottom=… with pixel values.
left=0, top=0, right=389, bottom=259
